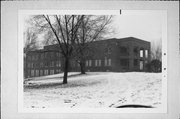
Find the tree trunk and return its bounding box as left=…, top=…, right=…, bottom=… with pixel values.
left=63, top=57, right=69, bottom=84
left=80, top=60, right=86, bottom=74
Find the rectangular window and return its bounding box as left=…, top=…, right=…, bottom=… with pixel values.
left=40, top=70, right=43, bottom=76
left=140, top=50, right=143, bottom=57
left=104, top=57, right=107, bottom=66
left=108, top=59, right=111, bottom=66
left=50, top=70, right=54, bottom=75
left=36, top=70, right=39, bottom=77
left=134, top=59, right=138, bottom=66
left=99, top=60, right=101, bottom=66
left=134, top=47, right=138, bottom=56
left=31, top=70, right=34, bottom=77
left=31, top=63, right=33, bottom=68
left=145, top=50, right=148, bottom=58
left=89, top=60, right=92, bottom=67
left=95, top=60, right=98, bottom=67
left=41, top=54, right=44, bottom=59
left=120, top=46, right=128, bottom=55
left=44, top=69, right=49, bottom=75
left=140, top=61, right=143, bottom=70
left=86, top=60, right=88, bottom=67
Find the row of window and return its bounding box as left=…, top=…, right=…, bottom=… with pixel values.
left=27, top=60, right=61, bottom=68
left=28, top=52, right=61, bottom=61
left=28, top=69, right=61, bottom=77
left=140, top=50, right=148, bottom=58
left=86, top=58, right=111, bottom=67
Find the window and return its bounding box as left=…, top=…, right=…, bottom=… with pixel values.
left=140, top=50, right=144, bottom=57
left=36, top=54, right=39, bottom=60
left=28, top=63, right=31, bottom=68
left=36, top=70, right=39, bottom=77
left=50, top=61, right=54, bottom=67
left=28, top=56, right=31, bottom=60
left=105, top=47, right=111, bottom=54
left=50, top=70, right=54, bottom=75
left=140, top=61, right=143, bottom=70
left=51, top=52, right=54, bottom=58
left=104, top=57, right=107, bottom=66
left=95, top=60, right=98, bottom=67
left=56, top=60, right=61, bottom=67
left=31, top=70, right=34, bottom=77
left=145, top=50, right=148, bottom=58
left=41, top=54, right=44, bottom=59
left=40, top=62, right=43, bottom=67
left=134, top=47, right=138, bottom=56
left=120, top=46, right=128, bottom=55
left=40, top=70, right=43, bottom=76
left=86, top=60, right=88, bottom=67
left=44, top=70, right=49, bottom=75
left=89, top=60, right=92, bottom=67
left=45, top=52, right=48, bottom=58
left=56, top=52, right=60, bottom=57
left=31, top=63, right=33, bottom=68
left=108, top=59, right=111, bottom=66
left=134, top=59, right=138, bottom=66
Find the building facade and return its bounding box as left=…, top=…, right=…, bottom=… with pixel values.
left=24, top=37, right=151, bottom=78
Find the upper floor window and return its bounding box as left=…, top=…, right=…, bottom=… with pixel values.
left=145, top=50, right=148, bottom=58
left=105, top=47, right=112, bottom=54
left=120, top=46, right=129, bottom=55
left=133, top=47, right=138, bottom=56
left=28, top=56, right=31, bottom=60
left=41, top=54, right=44, bottom=59
left=140, top=49, right=144, bottom=57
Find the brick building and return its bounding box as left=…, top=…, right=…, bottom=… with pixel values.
left=24, top=37, right=151, bottom=78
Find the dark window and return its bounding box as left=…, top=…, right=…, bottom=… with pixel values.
left=120, top=46, right=129, bottom=55
left=134, top=59, right=138, bottom=66
left=133, top=47, right=138, bottom=56
left=41, top=54, right=44, bottom=59
left=105, top=47, right=111, bottom=54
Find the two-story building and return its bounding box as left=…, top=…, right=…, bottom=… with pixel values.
left=24, top=37, right=151, bottom=78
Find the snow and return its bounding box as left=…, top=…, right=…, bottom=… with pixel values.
left=24, top=72, right=162, bottom=109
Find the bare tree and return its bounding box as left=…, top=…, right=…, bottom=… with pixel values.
left=24, top=27, right=38, bottom=54
left=73, top=15, right=113, bottom=74
left=151, top=39, right=162, bottom=61
left=31, top=15, right=84, bottom=84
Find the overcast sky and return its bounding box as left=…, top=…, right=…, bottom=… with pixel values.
left=24, top=10, right=164, bottom=48
left=110, top=13, right=163, bottom=45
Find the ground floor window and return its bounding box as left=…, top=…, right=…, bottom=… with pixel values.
left=50, top=70, right=54, bottom=75
left=140, top=61, right=143, bottom=70
left=56, top=69, right=61, bottom=73
left=35, top=70, right=39, bottom=77
left=44, top=69, right=49, bottom=75
left=134, top=59, right=138, bottom=66
left=108, top=59, right=111, bottom=66
left=31, top=70, right=34, bottom=77
left=40, top=70, right=43, bottom=76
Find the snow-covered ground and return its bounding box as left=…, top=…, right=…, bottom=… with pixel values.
left=24, top=72, right=162, bottom=108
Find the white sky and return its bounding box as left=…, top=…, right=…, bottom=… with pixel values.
left=111, top=13, right=163, bottom=44
left=23, top=10, right=164, bottom=48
